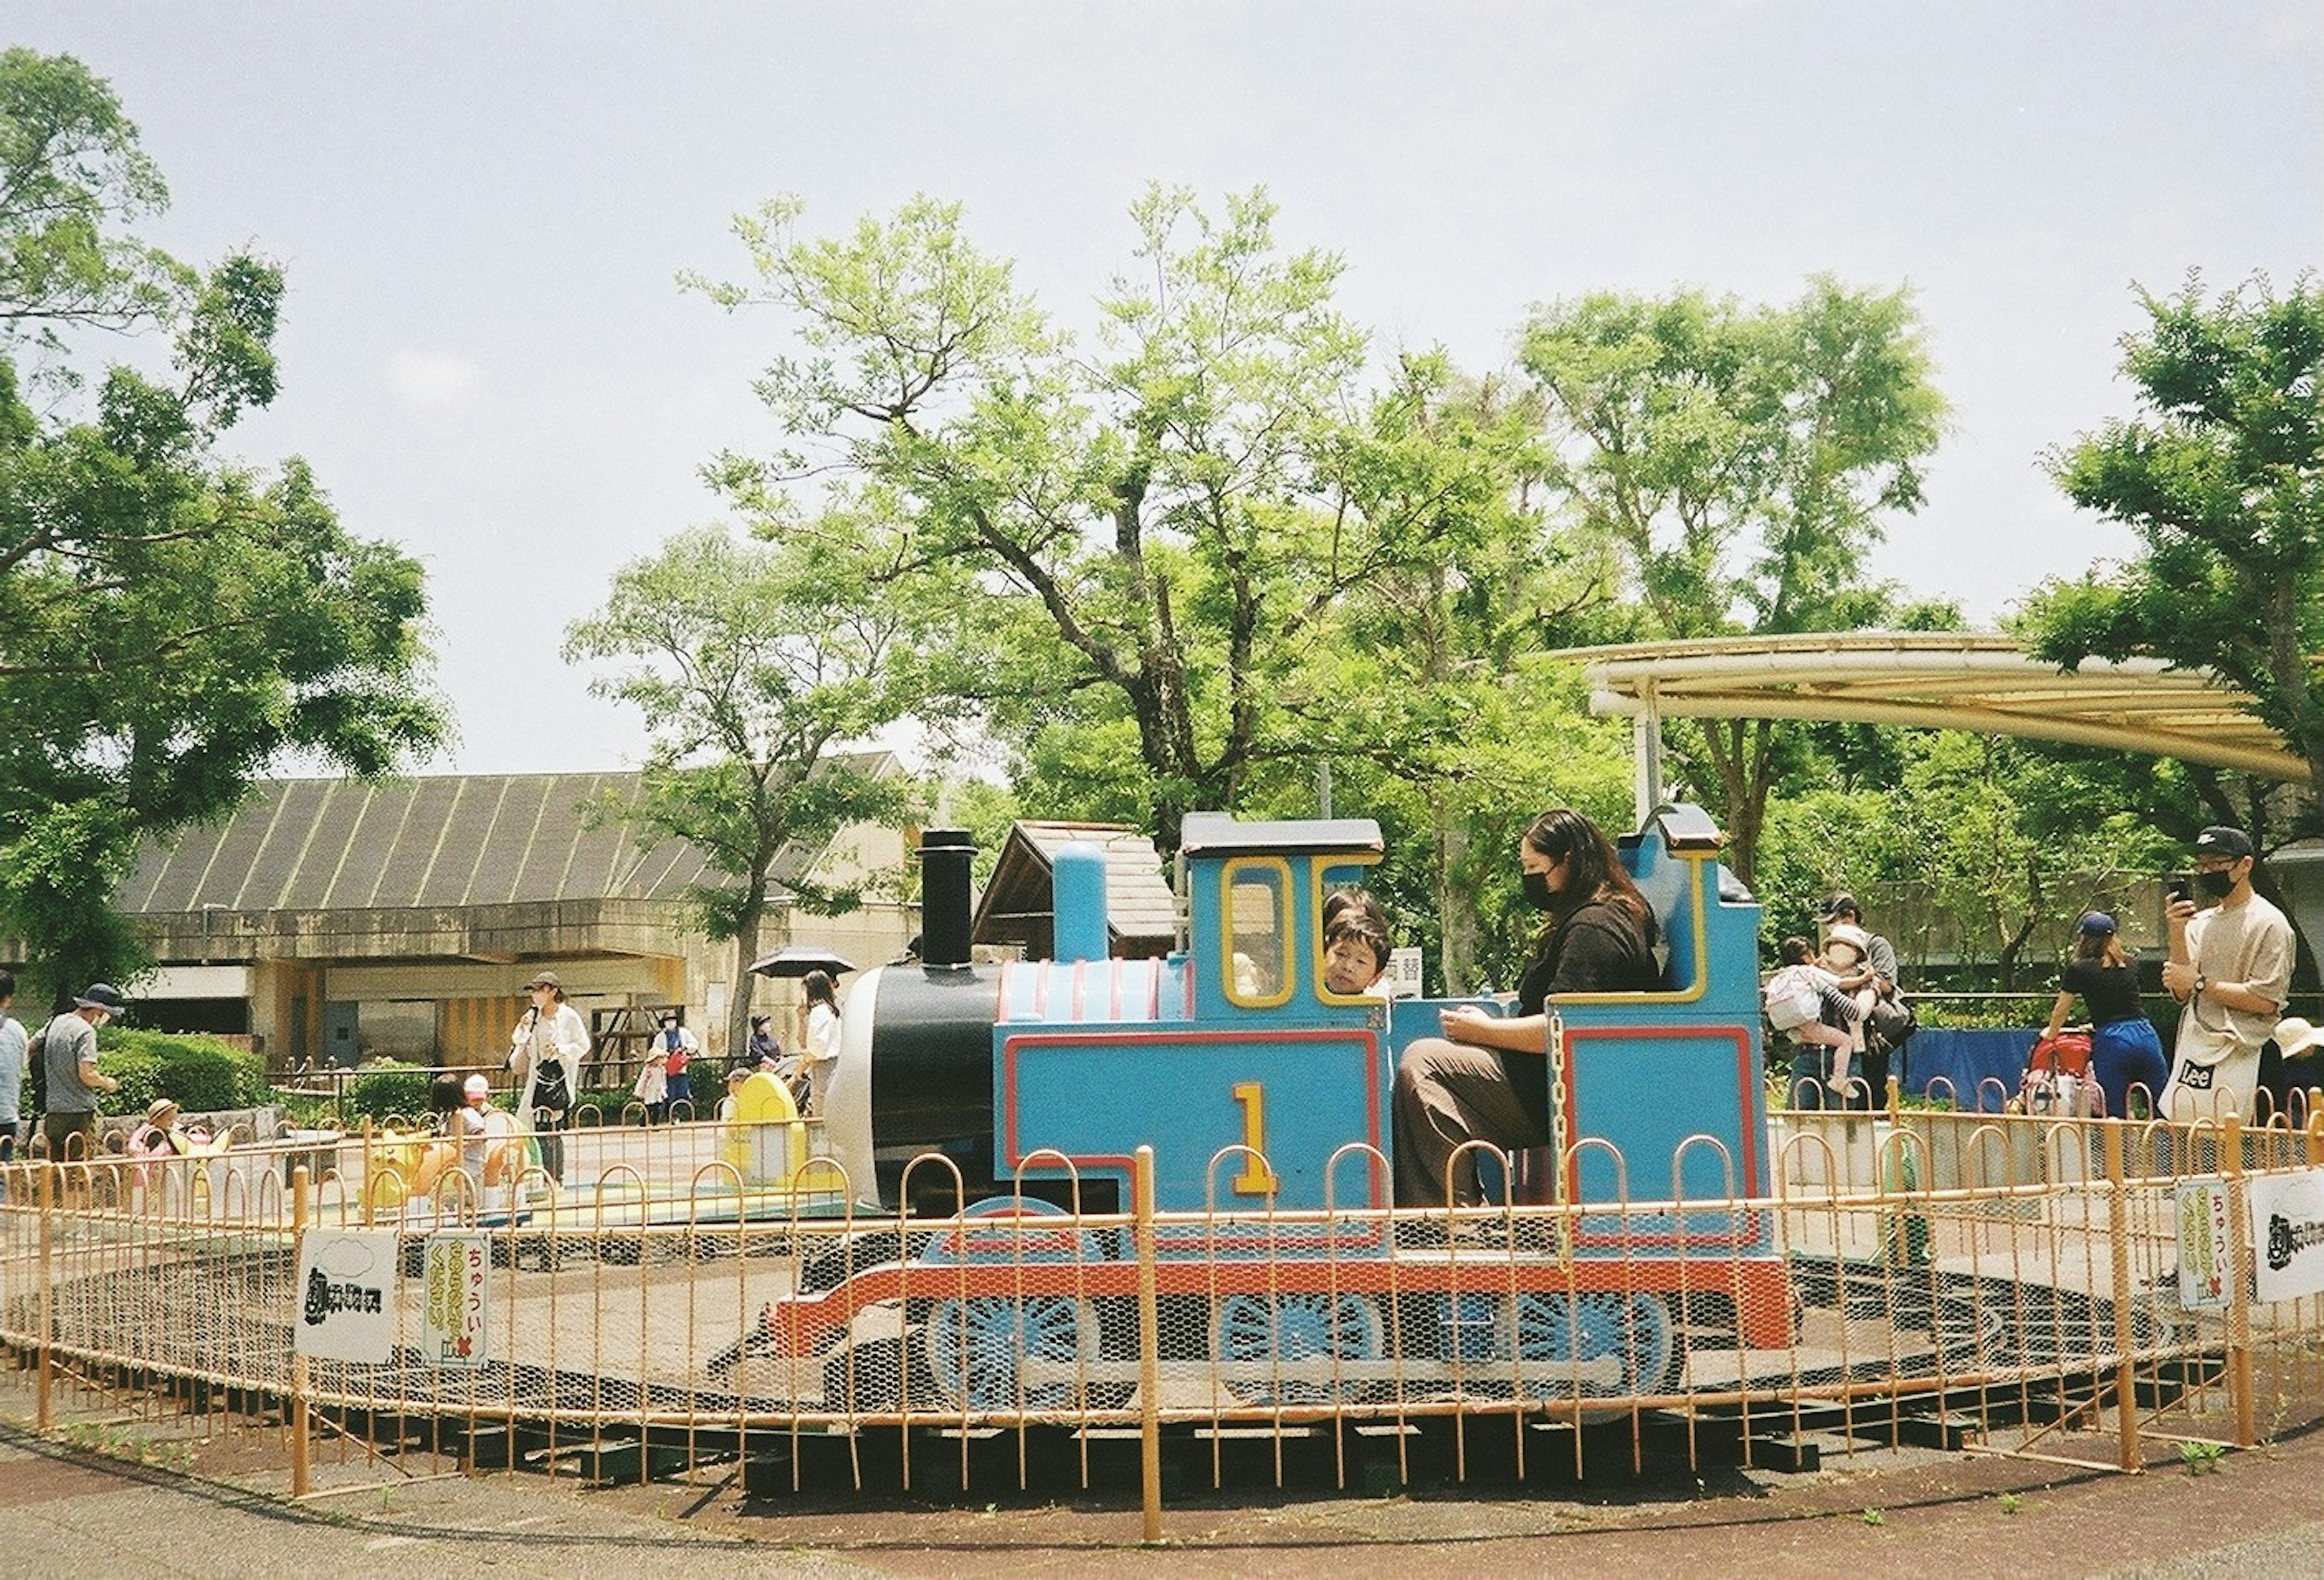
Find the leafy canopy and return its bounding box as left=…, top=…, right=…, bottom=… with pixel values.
left=2029, top=270, right=2324, bottom=825
left=0, top=50, right=444, bottom=1001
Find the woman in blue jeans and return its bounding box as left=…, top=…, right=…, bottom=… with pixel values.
left=2042, top=911, right=2167, bottom=1120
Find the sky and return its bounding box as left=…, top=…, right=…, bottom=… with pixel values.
left=12, top=1, right=2323, bottom=777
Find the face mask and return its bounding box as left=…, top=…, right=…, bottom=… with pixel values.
left=1521, top=871, right=1556, bottom=910
left=2196, top=867, right=2236, bottom=899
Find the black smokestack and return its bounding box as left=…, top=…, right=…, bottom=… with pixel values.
left=919, top=828, right=976, bottom=969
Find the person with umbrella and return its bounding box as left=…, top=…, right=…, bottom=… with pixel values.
left=799, top=969, right=842, bottom=1116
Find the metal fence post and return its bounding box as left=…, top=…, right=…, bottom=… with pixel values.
left=291, top=1162, right=312, bottom=1497
left=2220, top=1113, right=2254, bottom=1447
left=35, top=1163, right=53, bottom=1432
left=1134, top=1145, right=1163, bottom=1544
left=2101, top=1121, right=2141, bottom=1470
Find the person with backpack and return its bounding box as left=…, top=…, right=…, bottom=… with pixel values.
left=2040, top=911, right=2167, bottom=1121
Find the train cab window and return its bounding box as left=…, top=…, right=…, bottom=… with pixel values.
left=1220, top=858, right=1295, bottom=1008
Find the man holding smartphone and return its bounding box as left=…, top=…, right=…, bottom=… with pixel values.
left=2159, top=826, right=2294, bottom=1125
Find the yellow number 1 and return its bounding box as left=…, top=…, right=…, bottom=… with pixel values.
left=1232, top=1081, right=1279, bottom=1196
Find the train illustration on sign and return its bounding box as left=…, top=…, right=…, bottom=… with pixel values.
left=729, top=806, right=1791, bottom=1411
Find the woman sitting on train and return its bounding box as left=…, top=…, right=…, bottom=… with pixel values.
left=1391, top=807, right=1659, bottom=1208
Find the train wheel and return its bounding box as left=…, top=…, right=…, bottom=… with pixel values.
left=1508, top=1291, right=1676, bottom=1401
left=922, top=1295, right=1104, bottom=1413
left=1213, top=1291, right=1383, bottom=1406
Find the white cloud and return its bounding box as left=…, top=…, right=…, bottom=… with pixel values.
left=386, top=349, right=484, bottom=412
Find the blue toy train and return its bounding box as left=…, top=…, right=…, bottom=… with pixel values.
left=749, top=805, right=1791, bottom=1411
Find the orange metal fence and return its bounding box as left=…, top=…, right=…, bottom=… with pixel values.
left=1, top=1108, right=2319, bottom=1513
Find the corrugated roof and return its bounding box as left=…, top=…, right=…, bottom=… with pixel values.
left=971, top=821, right=1178, bottom=954
left=121, top=774, right=720, bottom=915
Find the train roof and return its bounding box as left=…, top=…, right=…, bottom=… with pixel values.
left=1178, top=812, right=1384, bottom=857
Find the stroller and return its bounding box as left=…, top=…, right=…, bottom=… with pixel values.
left=2015, top=1028, right=2095, bottom=1116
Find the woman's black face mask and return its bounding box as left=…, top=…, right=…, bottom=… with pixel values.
left=2196, top=867, right=2237, bottom=899
left=1521, top=870, right=1556, bottom=910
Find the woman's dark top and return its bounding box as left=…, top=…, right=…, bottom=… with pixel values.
left=2061, top=957, right=2145, bottom=1026
left=1502, top=896, right=1660, bottom=1118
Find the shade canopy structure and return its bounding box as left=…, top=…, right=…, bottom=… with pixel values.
left=748, top=943, right=856, bottom=979
left=1561, top=632, right=2312, bottom=821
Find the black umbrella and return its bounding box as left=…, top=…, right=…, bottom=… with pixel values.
left=748, top=943, right=856, bottom=978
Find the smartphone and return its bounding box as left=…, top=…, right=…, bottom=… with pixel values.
left=2164, top=874, right=2193, bottom=904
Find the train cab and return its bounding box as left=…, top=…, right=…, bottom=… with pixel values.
left=1000, top=813, right=1396, bottom=1215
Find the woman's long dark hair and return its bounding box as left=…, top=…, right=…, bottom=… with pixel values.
left=2075, top=929, right=2130, bottom=969
left=803, top=969, right=839, bottom=1011
left=1523, top=808, right=1650, bottom=936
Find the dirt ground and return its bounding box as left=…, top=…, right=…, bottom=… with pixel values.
left=5, top=1383, right=2322, bottom=1580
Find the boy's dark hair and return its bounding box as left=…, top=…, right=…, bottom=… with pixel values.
left=0, top=970, right=13, bottom=1000
left=426, top=1074, right=466, bottom=1115
left=1325, top=913, right=1391, bottom=974
left=1779, top=936, right=1815, bottom=965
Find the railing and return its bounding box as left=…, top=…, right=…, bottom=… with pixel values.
left=1, top=1111, right=2319, bottom=1524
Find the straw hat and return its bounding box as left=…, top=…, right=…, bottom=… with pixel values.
left=145, top=1097, right=179, bottom=1123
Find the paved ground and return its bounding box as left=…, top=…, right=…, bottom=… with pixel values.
left=2, top=1403, right=2321, bottom=1580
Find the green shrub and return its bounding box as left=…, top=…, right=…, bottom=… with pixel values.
left=90, top=1030, right=268, bottom=1116
left=340, top=1061, right=433, bottom=1123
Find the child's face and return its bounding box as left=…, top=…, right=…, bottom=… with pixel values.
left=1324, top=934, right=1385, bottom=994
left=1823, top=942, right=1862, bottom=971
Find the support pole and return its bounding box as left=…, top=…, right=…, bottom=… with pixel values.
left=1134, top=1146, right=1163, bottom=1544
left=1631, top=687, right=1664, bottom=827
left=291, top=1162, right=312, bottom=1498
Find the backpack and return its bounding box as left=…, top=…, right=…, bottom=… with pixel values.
left=1762, top=969, right=1823, bottom=1032
left=1866, top=989, right=1916, bottom=1049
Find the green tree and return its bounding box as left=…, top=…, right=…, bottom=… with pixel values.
left=0, top=51, right=444, bottom=1003
left=2031, top=271, right=2324, bottom=823
left=690, top=186, right=1528, bottom=852
left=1519, top=278, right=1951, bottom=883
left=0, top=49, right=186, bottom=364
left=565, top=523, right=922, bottom=1057
left=1253, top=359, right=1633, bottom=991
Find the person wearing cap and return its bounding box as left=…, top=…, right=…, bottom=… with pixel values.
left=747, top=1013, right=782, bottom=1067
left=2159, top=826, right=2294, bottom=1125
left=2041, top=912, right=2167, bottom=1121
left=1819, top=925, right=1879, bottom=1107
left=456, top=1072, right=501, bottom=1198
left=1820, top=894, right=1902, bottom=1103
left=39, top=983, right=125, bottom=1170
left=508, top=972, right=588, bottom=1185
left=653, top=1011, right=701, bottom=1119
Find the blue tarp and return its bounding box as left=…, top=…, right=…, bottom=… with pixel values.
left=1897, top=1028, right=2040, bottom=1111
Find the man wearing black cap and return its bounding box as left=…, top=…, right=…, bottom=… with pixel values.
left=1822, top=893, right=1901, bottom=1101
left=2159, top=827, right=2294, bottom=1124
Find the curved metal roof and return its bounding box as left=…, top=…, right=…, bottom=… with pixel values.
left=1563, top=632, right=2311, bottom=784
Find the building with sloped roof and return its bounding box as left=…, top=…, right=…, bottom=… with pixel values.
left=970, top=821, right=1178, bottom=960
left=118, top=769, right=916, bottom=1076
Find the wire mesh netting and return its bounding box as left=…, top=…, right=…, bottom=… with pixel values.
left=1, top=1109, right=2319, bottom=1492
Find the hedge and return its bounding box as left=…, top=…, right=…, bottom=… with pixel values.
left=79, top=1030, right=269, bottom=1117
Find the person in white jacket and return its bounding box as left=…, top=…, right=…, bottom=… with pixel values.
left=799, top=969, right=842, bottom=1116
left=508, top=971, right=588, bottom=1185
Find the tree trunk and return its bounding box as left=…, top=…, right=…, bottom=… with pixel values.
left=727, top=896, right=765, bottom=1065
left=1435, top=799, right=1477, bottom=995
